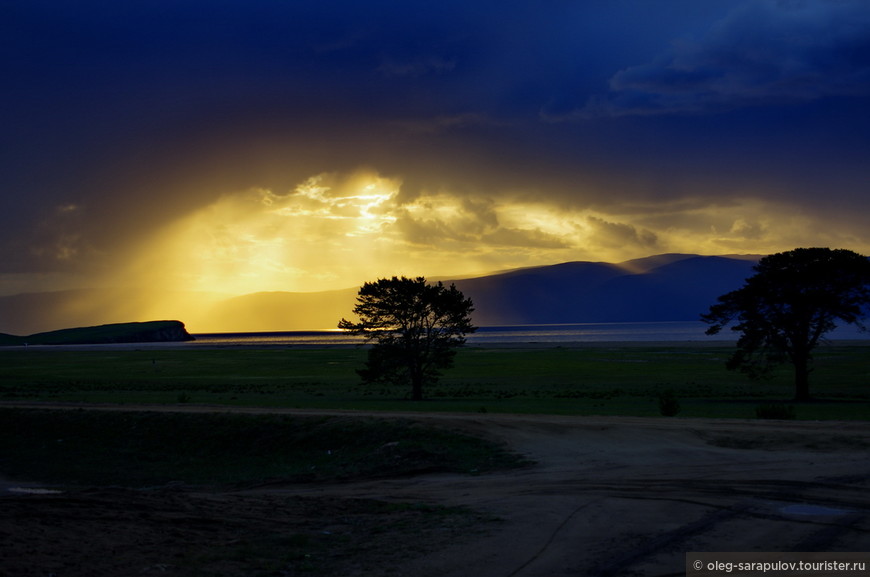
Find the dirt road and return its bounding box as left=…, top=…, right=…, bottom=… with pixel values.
left=276, top=412, right=870, bottom=576
left=3, top=405, right=870, bottom=576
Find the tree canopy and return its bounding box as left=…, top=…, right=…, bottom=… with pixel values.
left=702, top=247, right=870, bottom=401
left=338, top=276, right=476, bottom=400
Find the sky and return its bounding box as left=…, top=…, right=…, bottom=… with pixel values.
left=2, top=0, right=870, bottom=330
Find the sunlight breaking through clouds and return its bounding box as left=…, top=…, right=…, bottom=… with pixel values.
left=115, top=168, right=866, bottom=306
left=267, top=172, right=399, bottom=236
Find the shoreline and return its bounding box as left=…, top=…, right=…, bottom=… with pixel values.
left=2, top=339, right=870, bottom=351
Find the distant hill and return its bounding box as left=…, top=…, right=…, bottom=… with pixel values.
left=0, top=320, right=194, bottom=346
left=451, top=254, right=758, bottom=325
left=0, top=288, right=220, bottom=336
left=199, top=254, right=759, bottom=330
left=0, top=254, right=759, bottom=333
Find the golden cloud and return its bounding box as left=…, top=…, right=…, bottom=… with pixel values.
left=89, top=170, right=870, bottom=332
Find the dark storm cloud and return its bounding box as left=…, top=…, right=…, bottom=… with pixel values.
left=568, top=0, right=870, bottom=118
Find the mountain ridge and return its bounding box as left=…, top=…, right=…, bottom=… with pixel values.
left=452, top=254, right=758, bottom=326
left=0, top=253, right=760, bottom=333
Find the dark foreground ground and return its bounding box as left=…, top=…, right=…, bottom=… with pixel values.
left=2, top=406, right=870, bottom=576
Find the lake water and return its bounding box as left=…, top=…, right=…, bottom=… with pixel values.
left=191, top=321, right=869, bottom=347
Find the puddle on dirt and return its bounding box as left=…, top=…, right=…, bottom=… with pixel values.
left=7, top=487, right=64, bottom=495
left=780, top=504, right=852, bottom=517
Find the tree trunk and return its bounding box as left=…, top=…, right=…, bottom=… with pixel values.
left=410, top=360, right=424, bottom=401
left=793, top=355, right=811, bottom=402
left=411, top=373, right=423, bottom=401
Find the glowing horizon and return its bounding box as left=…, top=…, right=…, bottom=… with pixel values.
left=107, top=168, right=851, bottom=302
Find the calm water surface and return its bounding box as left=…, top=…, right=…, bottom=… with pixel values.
left=192, top=322, right=726, bottom=347
left=191, top=321, right=869, bottom=347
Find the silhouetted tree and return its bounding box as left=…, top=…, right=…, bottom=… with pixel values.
left=338, top=276, right=476, bottom=400
left=702, top=248, right=870, bottom=401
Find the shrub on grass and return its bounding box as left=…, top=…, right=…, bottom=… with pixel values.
left=658, top=390, right=681, bottom=416
left=755, top=403, right=796, bottom=420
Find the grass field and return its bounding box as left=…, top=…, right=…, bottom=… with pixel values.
left=0, top=408, right=517, bottom=576
left=1, top=343, right=868, bottom=420
left=0, top=409, right=528, bottom=487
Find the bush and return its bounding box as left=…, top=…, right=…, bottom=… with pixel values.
left=658, top=390, right=681, bottom=416
left=755, top=403, right=796, bottom=420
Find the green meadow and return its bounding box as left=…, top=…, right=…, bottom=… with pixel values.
left=1, top=343, right=868, bottom=420
left=0, top=409, right=528, bottom=487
